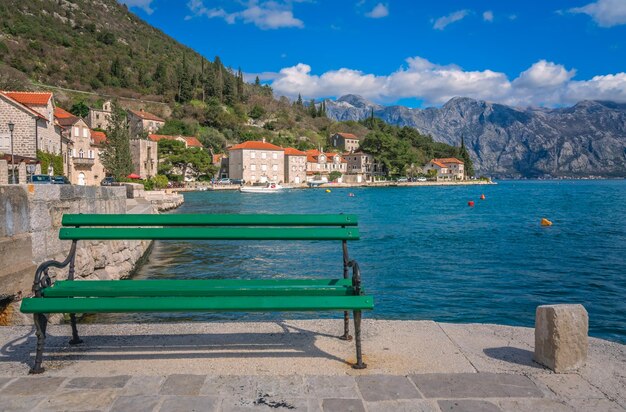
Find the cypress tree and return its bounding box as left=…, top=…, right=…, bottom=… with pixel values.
left=236, top=67, right=245, bottom=102
left=213, top=56, right=224, bottom=102
left=296, top=93, right=303, bottom=109
left=100, top=101, right=133, bottom=179
left=309, top=99, right=317, bottom=117
left=255, top=76, right=261, bottom=86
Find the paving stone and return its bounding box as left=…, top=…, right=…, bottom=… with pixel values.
left=159, top=395, right=219, bottom=412
left=365, top=399, right=439, bottom=412
left=564, top=398, right=625, bottom=412
left=411, top=373, right=544, bottom=398
left=533, top=373, right=606, bottom=400
left=65, top=375, right=131, bottom=389
left=256, top=375, right=309, bottom=398
left=0, top=378, right=14, bottom=390
left=36, top=389, right=118, bottom=411
left=438, top=399, right=502, bottom=412
left=200, top=376, right=258, bottom=398
left=122, top=376, right=166, bottom=396
left=221, top=396, right=320, bottom=411
left=322, top=398, right=365, bottom=412
left=305, top=376, right=359, bottom=399
left=110, top=395, right=161, bottom=412
left=0, top=395, right=46, bottom=411
left=159, top=374, right=206, bottom=396
left=496, top=398, right=574, bottom=412
left=355, top=375, right=421, bottom=402
left=0, top=377, right=66, bottom=395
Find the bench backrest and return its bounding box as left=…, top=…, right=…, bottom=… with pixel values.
left=59, top=214, right=359, bottom=241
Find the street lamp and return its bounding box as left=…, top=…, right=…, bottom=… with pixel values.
left=8, top=122, right=15, bottom=184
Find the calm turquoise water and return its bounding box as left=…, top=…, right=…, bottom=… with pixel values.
left=96, top=181, right=626, bottom=344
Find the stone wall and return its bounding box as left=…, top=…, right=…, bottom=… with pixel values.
left=0, top=184, right=152, bottom=324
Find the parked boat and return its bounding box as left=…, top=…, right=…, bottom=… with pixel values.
left=239, top=183, right=284, bottom=193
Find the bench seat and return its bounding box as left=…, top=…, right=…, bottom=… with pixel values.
left=39, top=279, right=358, bottom=297
left=21, top=295, right=374, bottom=313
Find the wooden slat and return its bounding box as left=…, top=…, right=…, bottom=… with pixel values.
left=44, top=279, right=356, bottom=297
left=20, top=295, right=374, bottom=313
left=62, top=214, right=358, bottom=227
left=59, top=227, right=359, bottom=241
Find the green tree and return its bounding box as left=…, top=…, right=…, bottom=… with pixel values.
left=459, top=135, right=474, bottom=177
left=329, top=171, right=342, bottom=181
left=158, top=139, right=215, bottom=179
left=153, top=61, right=168, bottom=94
left=308, top=99, right=317, bottom=117
left=249, top=104, right=265, bottom=120
left=100, top=101, right=133, bottom=179
left=176, top=54, right=193, bottom=102
left=69, top=101, right=89, bottom=118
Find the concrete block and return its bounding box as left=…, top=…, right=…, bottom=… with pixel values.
left=534, top=304, right=588, bottom=373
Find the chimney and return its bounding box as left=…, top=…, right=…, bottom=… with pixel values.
left=262, top=137, right=266, bottom=143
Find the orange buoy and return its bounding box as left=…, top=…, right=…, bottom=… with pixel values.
left=480, top=194, right=486, bottom=200
left=541, top=218, right=553, bottom=226
left=468, top=200, right=475, bottom=207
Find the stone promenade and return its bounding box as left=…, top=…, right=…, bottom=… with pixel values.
left=0, top=320, right=624, bottom=411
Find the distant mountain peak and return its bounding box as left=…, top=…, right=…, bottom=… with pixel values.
left=336, top=94, right=381, bottom=109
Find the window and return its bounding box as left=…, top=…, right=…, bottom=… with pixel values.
left=272, top=153, right=277, bottom=159
left=96, top=114, right=100, bottom=120
left=74, top=127, right=79, bottom=137
left=251, top=152, right=256, bottom=159
left=251, top=175, right=256, bottom=181
left=83, top=128, right=88, bottom=138
left=79, top=149, right=84, bottom=158
left=292, top=166, right=296, bottom=171
left=272, top=164, right=278, bottom=171
left=261, top=152, right=266, bottom=159
left=88, top=150, right=93, bottom=158
left=250, top=164, right=256, bottom=171
left=261, top=164, right=267, bottom=171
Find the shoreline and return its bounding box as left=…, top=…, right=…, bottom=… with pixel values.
left=201, top=179, right=496, bottom=191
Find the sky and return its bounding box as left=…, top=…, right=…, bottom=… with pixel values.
left=120, top=0, right=626, bottom=108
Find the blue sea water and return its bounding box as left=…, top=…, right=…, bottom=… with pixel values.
left=96, top=180, right=626, bottom=344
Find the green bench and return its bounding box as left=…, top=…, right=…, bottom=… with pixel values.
left=20, top=213, right=373, bottom=373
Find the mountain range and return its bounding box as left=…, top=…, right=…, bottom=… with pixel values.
left=325, top=95, right=626, bottom=178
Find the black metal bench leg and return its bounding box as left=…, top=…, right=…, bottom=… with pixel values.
left=340, top=311, right=353, bottom=341
left=352, top=310, right=367, bottom=369
left=30, top=313, right=47, bottom=374
left=69, top=314, right=83, bottom=345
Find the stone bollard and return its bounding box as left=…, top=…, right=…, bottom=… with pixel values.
left=534, top=304, right=588, bottom=373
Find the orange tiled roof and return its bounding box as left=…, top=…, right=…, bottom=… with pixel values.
left=54, top=107, right=79, bottom=127
left=430, top=160, right=448, bottom=168
left=129, top=109, right=165, bottom=122
left=184, top=136, right=203, bottom=148
left=0, top=91, right=49, bottom=121
left=336, top=132, right=359, bottom=140
left=213, top=154, right=224, bottom=164
left=229, top=141, right=284, bottom=151
left=284, top=147, right=306, bottom=156
left=3, top=91, right=52, bottom=105
left=91, top=130, right=107, bottom=145
left=434, top=157, right=464, bottom=165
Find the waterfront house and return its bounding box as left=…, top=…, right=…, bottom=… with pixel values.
left=344, top=149, right=387, bottom=182
left=85, top=100, right=112, bottom=130
left=424, top=157, right=465, bottom=180
left=305, top=149, right=347, bottom=181
left=228, top=140, right=285, bottom=184
left=283, top=147, right=307, bottom=184
left=130, top=138, right=158, bottom=180
left=330, top=132, right=361, bottom=153
left=128, top=109, right=165, bottom=138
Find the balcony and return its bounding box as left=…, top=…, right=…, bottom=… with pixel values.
left=72, top=157, right=95, bottom=167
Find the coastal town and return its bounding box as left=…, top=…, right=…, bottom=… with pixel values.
left=0, top=91, right=478, bottom=188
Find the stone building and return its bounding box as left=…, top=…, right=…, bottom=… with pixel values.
left=213, top=154, right=229, bottom=179
left=423, top=157, right=465, bottom=180
left=85, top=100, right=112, bottom=130
left=305, top=149, right=347, bottom=181
left=128, top=109, right=165, bottom=138
left=330, top=132, right=361, bottom=153
left=228, top=140, right=285, bottom=184
left=283, top=147, right=307, bottom=184
left=344, top=150, right=386, bottom=181
left=130, top=138, right=158, bottom=179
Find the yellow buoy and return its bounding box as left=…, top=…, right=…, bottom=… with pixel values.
left=541, top=218, right=552, bottom=226
left=325, top=189, right=331, bottom=193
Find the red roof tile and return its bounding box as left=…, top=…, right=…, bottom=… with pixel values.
left=229, top=141, right=284, bottom=151
left=3, top=91, right=52, bottom=105
left=129, top=109, right=165, bottom=122
left=184, top=136, right=203, bottom=148
left=434, top=157, right=464, bottom=165
left=284, top=147, right=306, bottom=156
left=336, top=132, right=360, bottom=140
left=91, top=130, right=107, bottom=145
left=54, top=107, right=80, bottom=127
left=430, top=160, right=448, bottom=168
left=0, top=91, right=48, bottom=121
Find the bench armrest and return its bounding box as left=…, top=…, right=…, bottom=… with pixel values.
left=348, top=260, right=362, bottom=295
left=33, top=240, right=77, bottom=297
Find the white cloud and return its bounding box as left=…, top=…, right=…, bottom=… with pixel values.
left=569, top=0, right=626, bottom=27
left=120, top=0, right=155, bottom=14
left=186, top=0, right=304, bottom=30
left=433, top=10, right=470, bottom=30
left=365, top=3, right=389, bottom=18
left=268, top=57, right=626, bottom=107
left=483, top=10, right=494, bottom=22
